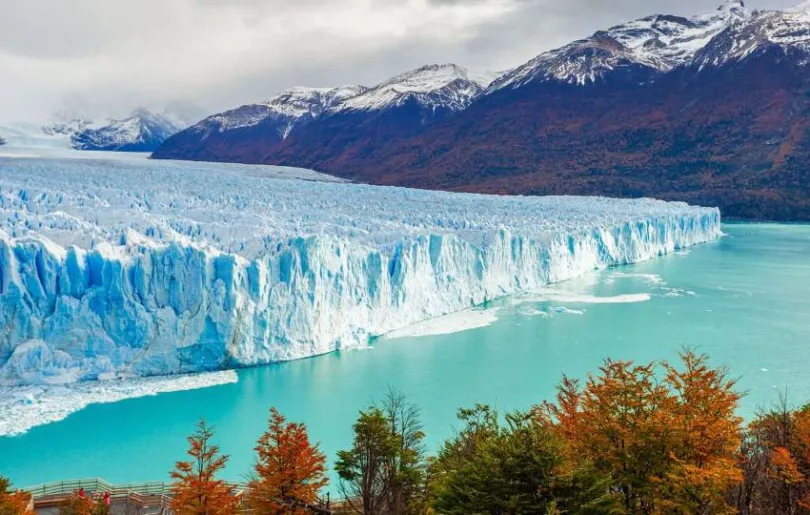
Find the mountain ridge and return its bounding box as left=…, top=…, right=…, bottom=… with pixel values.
left=0, top=107, right=194, bottom=152
left=153, top=1, right=810, bottom=220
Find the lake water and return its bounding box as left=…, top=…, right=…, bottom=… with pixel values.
left=1, top=223, right=809, bottom=488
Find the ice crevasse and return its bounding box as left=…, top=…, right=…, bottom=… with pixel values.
left=0, top=155, right=722, bottom=385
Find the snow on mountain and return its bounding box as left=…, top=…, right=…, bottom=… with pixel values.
left=182, top=85, right=367, bottom=142
left=174, top=64, right=485, bottom=144
left=1, top=107, right=195, bottom=152
left=336, top=64, right=486, bottom=113
left=0, top=153, right=720, bottom=386
left=489, top=0, right=750, bottom=89
left=693, top=1, right=810, bottom=68
left=42, top=117, right=94, bottom=138
left=70, top=108, right=187, bottom=152
left=153, top=65, right=490, bottom=163
left=0, top=122, right=79, bottom=149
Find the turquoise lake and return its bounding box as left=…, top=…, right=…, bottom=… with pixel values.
left=1, top=223, right=809, bottom=487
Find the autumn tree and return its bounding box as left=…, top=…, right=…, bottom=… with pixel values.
left=432, top=404, right=618, bottom=514
left=170, top=419, right=240, bottom=515
left=733, top=398, right=810, bottom=514
left=541, top=350, right=743, bottom=514
left=0, top=476, right=33, bottom=515
left=336, top=408, right=399, bottom=515
left=247, top=407, right=328, bottom=514
left=662, top=351, right=743, bottom=514
left=57, top=491, right=108, bottom=515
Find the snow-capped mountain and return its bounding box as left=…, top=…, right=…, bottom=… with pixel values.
left=0, top=107, right=195, bottom=152
left=0, top=121, right=82, bottom=149
left=693, top=2, right=810, bottom=68
left=201, top=85, right=365, bottom=139
left=42, top=117, right=94, bottom=138
left=151, top=85, right=366, bottom=161
left=488, top=0, right=749, bottom=89
left=152, top=1, right=810, bottom=220
left=261, top=64, right=491, bottom=171
left=71, top=108, right=186, bottom=152
left=153, top=64, right=484, bottom=162
left=336, top=64, right=488, bottom=113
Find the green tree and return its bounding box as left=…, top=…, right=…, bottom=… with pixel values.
left=336, top=408, right=399, bottom=515
left=379, top=389, right=428, bottom=514
left=432, top=405, right=618, bottom=514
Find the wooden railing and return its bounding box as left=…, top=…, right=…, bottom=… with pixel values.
left=24, top=477, right=178, bottom=498
left=22, top=478, right=336, bottom=514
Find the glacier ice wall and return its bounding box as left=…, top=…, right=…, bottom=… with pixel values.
left=0, top=154, right=721, bottom=385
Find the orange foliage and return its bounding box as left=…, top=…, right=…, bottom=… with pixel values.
left=170, top=420, right=240, bottom=515
left=247, top=408, right=328, bottom=514
left=541, top=350, right=742, bottom=514
left=742, top=404, right=810, bottom=512
left=56, top=491, right=108, bottom=515
left=769, top=447, right=804, bottom=484
left=662, top=351, right=743, bottom=513
left=0, top=476, right=33, bottom=515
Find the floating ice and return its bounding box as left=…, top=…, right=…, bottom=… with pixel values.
left=0, top=152, right=721, bottom=385
left=513, top=289, right=652, bottom=305
left=553, top=307, right=586, bottom=315
left=607, top=272, right=666, bottom=285
left=384, top=308, right=499, bottom=339
left=0, top=370, right=238, bottom=437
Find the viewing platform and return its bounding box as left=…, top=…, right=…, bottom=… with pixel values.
left=22, top=478, right=336, bottom=514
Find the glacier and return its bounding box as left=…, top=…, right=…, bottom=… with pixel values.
left=0, top=151, right=721, bottom=386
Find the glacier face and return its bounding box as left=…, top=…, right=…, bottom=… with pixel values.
left=0, top=152, right=721, bottom=385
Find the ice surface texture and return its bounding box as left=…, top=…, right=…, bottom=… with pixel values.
left=0, top=154, right=721, bottom=385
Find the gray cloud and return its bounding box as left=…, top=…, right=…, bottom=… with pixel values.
left=0, top=0, right=798, bottom=123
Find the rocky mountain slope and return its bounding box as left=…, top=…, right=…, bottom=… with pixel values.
left=152, top=64, right=491, bottom=162
left=151, top=85, right=366, bottom=162
left=153, top=1, right=810, bottom=220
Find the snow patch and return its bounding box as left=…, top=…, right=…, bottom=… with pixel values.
left=384, top=308, right=499, bottom=339
left=513, top=289, right=652, bottom=305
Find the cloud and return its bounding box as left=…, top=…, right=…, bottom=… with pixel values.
left=0, top=0, right=798, bottom=123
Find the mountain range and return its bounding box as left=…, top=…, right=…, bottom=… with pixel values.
left=121, top=2, right=810, bottom=219
left=0, top=107, right=198, bottom=152
left=151, top=64, right=492, bottom=163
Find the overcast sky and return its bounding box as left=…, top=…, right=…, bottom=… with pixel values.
left=0, top=0, right=797, bottom=123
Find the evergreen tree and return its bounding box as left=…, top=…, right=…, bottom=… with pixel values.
left=247, top=407, right=328, bottom=514
left=432, top=405, right=619, bottom=514
left=336, top=408, right=399, bottom=515
left=170, top=419, right=239, bottom=515
left=379, top=389, right=428, bottom=514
